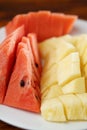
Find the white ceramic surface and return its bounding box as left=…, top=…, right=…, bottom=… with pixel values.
left=0, top=19, right=87, bottom=130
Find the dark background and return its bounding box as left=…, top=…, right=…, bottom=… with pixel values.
left=0, top=0, right=87, bottom=129
left=0, top=0, right=87, bottom=27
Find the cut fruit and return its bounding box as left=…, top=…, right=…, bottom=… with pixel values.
left=41, top=64, right=58, bottom=93
left=4, top=37, right=40, bottom=113
left=82, top=49, right=87, bottom=66
left=62, top=77, right=86, bottom=94
left=27, top=33, right=42, bottom=74
left=39, top=38, right=76, bottom=59
left=57, top=52, right=81, bottom=86
left=21, top=36, right=40, bottom=82
left=41, top=98, right=66, bottom=122
left=6, top=11, right=77, bottom=42
left=76, top=93, right=87, bottom=120
left=0, top=26, right=25, bottom=103
left=43, top=43, right=76, bottom=72
left=59, top=94, right=83, bottom=120
left=41, top=84, right=63, bottom=101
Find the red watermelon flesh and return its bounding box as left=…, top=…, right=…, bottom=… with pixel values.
left=63, top=14, right=77, bottom=34
left=0, top=26, right=25, bottom=103
left=5, top=11, right=77, bottom=42
left=50, top=13, right=64, bottom=37
left=21, top=36, right=41, bottom=82
left=27, top=33, right=42, bottom=74
left=16, top=39, right=41, bottom=97
left=27, top=12, right=39, bottom=35
left=6, top=14, right=27, bottom=35
left=37, top=11, right=51, bottom=41
left=4, top=41, right=40, bottom=113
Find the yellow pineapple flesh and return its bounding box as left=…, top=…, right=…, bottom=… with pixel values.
left=59, top=94, right=83, bottom=120
left=41, top=98, right=66, bottom=122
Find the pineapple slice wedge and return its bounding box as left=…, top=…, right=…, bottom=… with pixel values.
left=82, top=49, right=87, bottom=65
left=58, top=34, right=72, bottom=42
left=62, top=77, right=86, bottom=94
left=41, top=98, right=66, bottom=122
left=68, top=35, right=87, bottom=65
left=76, top=93, right=87, bottom=120
left=41, top=52, right=81, bottom=93
left=39, top=38, right=76, bottom=59
left=41, top=84, right=63, bottom=101
left=59, top=94, right=83, bottom=120
left=43, top=42, right=76, bottom=72
left=57, top=52, right=81, bottom=86
left=41, top=64, right=58, bottom=93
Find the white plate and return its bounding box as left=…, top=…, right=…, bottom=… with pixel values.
left=0, top=19, right=87, bottom=130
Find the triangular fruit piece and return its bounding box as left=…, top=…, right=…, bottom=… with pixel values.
left=21, top=36, right=41, bottom=82
left=4, top=39, right=41, bottom=113
left=6, top=11, right=77, bottom=42
left=16, top=38, right=41, bottom=97
left=0, top=26, right=25, bottom=103
left=27, top=33, right=42, bottom=74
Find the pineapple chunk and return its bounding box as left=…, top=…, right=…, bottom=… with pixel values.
left=41, top=98, right=66, bottom=122
left=59, top=94, right=83, bottom=120
left=76, top=93, right=87, bottom=120
left=76, top=39, right=87, bottom=58
left=41, top=64, right=58, bottom=93
left=70, top=34, right=87, bottom=46
left=69, top=35, right=87, bottom=65
left=62, top=77, right=86, bottom=94
left=58, top=35, right=72, bottom=42
left=57, top=52, right=81, bottom=86
left=82, top=49, right=87, bottom=65
left=43, top=42, right=76, bottom=72
left=41, top=84, right=63, bottom=101
left=39, top=37, right=60, bottom=59
left=41, top=52, right=81, bottom=93
left=39, top=38, right=76, bottom=59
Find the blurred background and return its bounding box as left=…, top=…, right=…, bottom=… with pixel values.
left=0, top=0, right=87, bottom=27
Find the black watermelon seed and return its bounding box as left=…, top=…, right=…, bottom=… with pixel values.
left=35, top=63, right=38, bottom=68
left=20, top=80, right=25, bottom=87
left=35, top=95, right=39, bottom=100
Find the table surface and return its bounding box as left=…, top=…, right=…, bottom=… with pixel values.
left=0, top=0, right=87, bottom=129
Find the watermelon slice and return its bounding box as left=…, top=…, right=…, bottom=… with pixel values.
left=4, top=39, right=41, bottom=113
left=0, top=26, right=25, bottom=103
left=16, top=38, right=41, bottom=97
left=21, top=36, right=41, bottom=82
left=27, top=33, right=42, bottom=74
left=6, top=11, right=77, bottom=42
